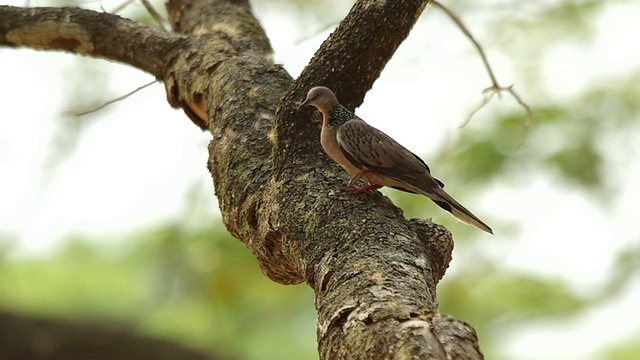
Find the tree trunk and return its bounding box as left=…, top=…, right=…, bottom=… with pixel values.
left=0, top=1, right=483, bottom=359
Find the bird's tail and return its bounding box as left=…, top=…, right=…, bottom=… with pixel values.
left=421, top=187, right=493, bottom=234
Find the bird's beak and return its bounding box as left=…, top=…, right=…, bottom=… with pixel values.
left=297, top=98, right=310, bottom=111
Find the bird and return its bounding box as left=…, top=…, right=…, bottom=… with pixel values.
left=298, top=86, right=493, bottom=234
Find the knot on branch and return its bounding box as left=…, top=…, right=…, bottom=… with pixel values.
left=409, top=218, right=453, bottom=283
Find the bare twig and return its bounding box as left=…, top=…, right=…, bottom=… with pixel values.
left=140, top=0, right=170, bottom=30
left=432, top=0, right=497, bottom=86
left=110, top=0, right=169, bottom=30
left=506, top=85, right=533, bottom=128
left=64, top=80, right=158, bottom=117
left=431, top=0, right=534, bottom=132
left=460, top=90, right=496, bottom=128
left=112, top=0, right=136, bottom=14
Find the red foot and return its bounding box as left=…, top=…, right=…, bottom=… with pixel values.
left=347, top=170, right=381, bottom=188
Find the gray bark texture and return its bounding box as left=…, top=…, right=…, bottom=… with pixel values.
left=0, top=0, right=483, bottom=359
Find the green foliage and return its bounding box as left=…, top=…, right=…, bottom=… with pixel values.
left=389, top=3, right=640, bottom=357
left=600, top=333, right=640, bottom=360
left=438, top=268, right=587, bottom=358
left=438, top=134, right=509, bottom=185
left=548, top=141, right=602, bottom=188
left=431, top=67, right=640, bottom=197
left=0, top=236, right=145, bottom=318
left=0, top=224, right=316, bottom=360
left=439, top=268, right=585, bottom=331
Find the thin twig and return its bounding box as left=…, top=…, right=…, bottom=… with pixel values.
left=431, top=0, right=498, bottom=87
left=431, top=0, right=534, bottom=133
left=507, top=85, right=533, bottom=129
left=459, top=90, right=495, bottom=128
left=65, top=80, right=158, bottom=117
left=506, top=85, right=534, bottom=146
left=112, top=0, right=136, bottom=14
left=140, top=0, right=170, bottom=30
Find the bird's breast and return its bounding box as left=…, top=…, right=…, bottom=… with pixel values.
left=320, top=126, right=361, bottom=177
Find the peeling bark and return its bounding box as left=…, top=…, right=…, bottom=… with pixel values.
left=0, top=1, right=484, bottom=359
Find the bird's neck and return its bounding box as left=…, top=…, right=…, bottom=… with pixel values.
left=327, top=105, right=355, bottom=128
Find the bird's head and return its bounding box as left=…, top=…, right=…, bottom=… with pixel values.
left=297, top=86, right=338, bottom=112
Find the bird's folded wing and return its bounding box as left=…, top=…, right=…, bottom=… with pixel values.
left=336, top=120, right=445, bottom=189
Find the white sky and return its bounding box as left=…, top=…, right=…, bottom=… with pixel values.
left=1, top=0, right=639, bottom=359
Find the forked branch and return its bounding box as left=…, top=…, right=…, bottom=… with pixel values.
left=432, top=0, right=534, bottom=130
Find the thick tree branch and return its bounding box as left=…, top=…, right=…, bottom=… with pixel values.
left=162, top=0, right=481, bottom=358
left=0, top=6, right=187, bottom=78
left=276, top=0, right=430, bottom=156
left=1, top=0, right=483, bottom=358
left=294, top=0, right=429, bottom=109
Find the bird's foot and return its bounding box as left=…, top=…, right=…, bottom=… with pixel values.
left=342, top=184, right=382, bottom=194
left=346, top=170, right=379, bottom=188
left=346, top=176, right=362, bottom=188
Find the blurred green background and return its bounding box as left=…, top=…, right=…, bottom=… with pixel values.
left=1, top=0, right=640, bottom=359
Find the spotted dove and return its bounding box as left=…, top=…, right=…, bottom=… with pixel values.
left=298, top=86, right=493, bottom=234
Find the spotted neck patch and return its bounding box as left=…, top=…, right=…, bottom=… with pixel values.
left=328, top=105, right=355, bottom=127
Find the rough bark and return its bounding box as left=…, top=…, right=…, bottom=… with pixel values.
left=0, top=6, right=187, bottom=77
left=0, top=1, right=483, bottom=359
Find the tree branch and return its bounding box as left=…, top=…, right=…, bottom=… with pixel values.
left=295, top=0, right=430, bottom=109
left=163, top=0, right=481, bottom=357
left=1, top=0, right=483, bottom=358
left=0, top=5, right=187, bottom=78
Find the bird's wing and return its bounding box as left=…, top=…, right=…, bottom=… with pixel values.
left=336, top=119, right=445, bottom=189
